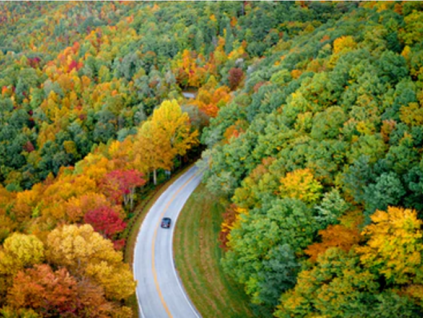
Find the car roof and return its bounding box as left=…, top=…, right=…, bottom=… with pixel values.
left=162, top=217, right=171, bottom=221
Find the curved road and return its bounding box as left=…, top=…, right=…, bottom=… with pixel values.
left=133, top=166, right=203, bottom=318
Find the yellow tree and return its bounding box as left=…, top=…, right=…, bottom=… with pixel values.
left=40, top=173, right=98, bottom=222
left=46, top=224, right=135, bottom=301
left=11, top=189, right=40, bottom=222
left=150, top=100, right=199, bottom=157
left=85, top=261, right=135, bottom=300
left=133, top=100, right=198, bottom=184
left=400, top=102, right=423, bottom=127
left=329, top=35, right=357, bottom=67
left=133, top=120, right=174, bottom=185
left=356, top=207, right=423, bottom=285
left=279, top=169, right=323, bottom=204
left=0, top=233, right=45, bottom=276
left=192, top=83, right=231, bottom=118
left=333, top=35, right=357, bottom=54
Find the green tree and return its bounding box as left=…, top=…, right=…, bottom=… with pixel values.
left=222, top=198, right=318, bottom=304
left=363, top=172, right=406, bottom=222
left=275, top=248, right=420, bottom=318
left=310, top=106, right=346, bottom=141
left=314, top=188, right=349, bottom=227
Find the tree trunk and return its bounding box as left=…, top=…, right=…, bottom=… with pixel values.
left=130, top=188, right=135, bottom=210
left=153, top=169, right=157, bottom=185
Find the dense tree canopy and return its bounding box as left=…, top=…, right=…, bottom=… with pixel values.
left=2, top=1, right=423, bottom=317
left=199, top=1, right=423, bottom=317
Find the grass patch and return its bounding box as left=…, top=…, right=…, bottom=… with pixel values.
left=124, top=163, right=194, bottom=317
left=174, top=183, right=257, bottom=318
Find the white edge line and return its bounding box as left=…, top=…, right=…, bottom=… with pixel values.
left=133, top=165, right=199, bottom=318
left=133, top=171, right=180, bottom=318
left=169, top=171, right=202, bottom=318
left=133, top=236, right=146, bottom=318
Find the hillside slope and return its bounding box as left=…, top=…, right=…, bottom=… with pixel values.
left=201, top=2, right=423, bottom=316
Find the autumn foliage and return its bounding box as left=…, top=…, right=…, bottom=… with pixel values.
left=228, top=67, right=244, bottom=90
left=2, top=1, right=423, bottom=316
left=279, top=169, right=322, bottom=204
left=84, top=206, right=126, bottom=239
left=305, top=224, right=361, bottom=262
left=0, top=97, right=197, bottom=314
left=101, top=169, right=146, bottom=208
left=7, top=264, right=112, bottom=317
left=218, top=204, right=245, bottom=250
left=357, top=207, right=423, bottom=285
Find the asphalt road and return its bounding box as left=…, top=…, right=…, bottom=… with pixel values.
left=133, top=165, right=203, bottom=318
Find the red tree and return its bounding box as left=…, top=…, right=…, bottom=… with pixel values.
left=113, top=238, right=126, bottom=251
left=7, top=264, right=77, bottom=315
left=101, top=169, right=146, bottom=208
left=228, top=67, right=244, bottom=90
left=7, top=264, right=112, bottom=317
left=84, top=206, right=127, bottom=239
left=68, top=60, right=79, bottom=72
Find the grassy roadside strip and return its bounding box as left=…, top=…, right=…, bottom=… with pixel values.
left=174, top=183, right=257, bottom=318
left=123, top=162, right=195, bottom=317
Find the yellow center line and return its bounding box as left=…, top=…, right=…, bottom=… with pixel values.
left=151, top=172, right=198, bottom=318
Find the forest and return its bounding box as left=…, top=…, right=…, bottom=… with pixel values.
left=1, top=1, right=423, bottom=317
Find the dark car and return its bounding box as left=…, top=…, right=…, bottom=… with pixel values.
left=161, top=217, right=171, bottom=228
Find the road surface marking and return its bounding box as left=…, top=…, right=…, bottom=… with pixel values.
left=168, top=174, right=202, bottom=318
left=151, top=171, right=198, bottom=318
